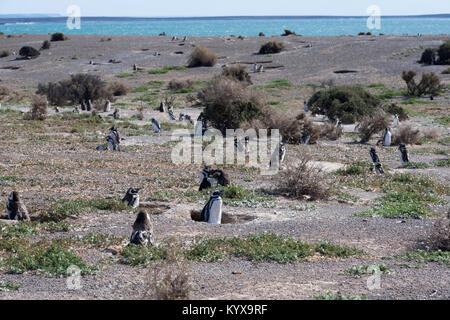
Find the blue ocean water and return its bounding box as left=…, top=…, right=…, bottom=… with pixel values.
left=0, top=16, right=449, bottom=36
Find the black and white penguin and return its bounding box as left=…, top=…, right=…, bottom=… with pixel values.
left=253, top=63, right=258, bottom=73
left=108, top=126, right=121, bottom=151
left=398, top=144, right=409, bottom=165
left=269, top=142, right=286, bottom=167
left=54, top=107, right=59, bottom=113
left=122, top=188, right=141, bottom=208
left=86, top=99, right=92, bottom=112
left=199, top=166, right=213, bottom=191
left=303, top=101, right=309, bottom=113
left=73, top=107, right=80, bottom=114
left=6, top=191, right=30, bottom=221
left=382, top=128, right=392, bottom=147
left=194, top=113, right=204, bottom=136
left=133, top=64, right=137, bottom=71
left=80, top=100, right=86, bottom=111
left=211, top=169, right=230, bottom=187
left=179, top=113, right=185, bottom=121
left=168, top=109, right=175, bottom=121
left=257, top=65, right=264, bottom=73
left=159, top=102, right=166, bottom=113
left=301, top=131, right=311, bottom=145
left=151, top=118, right=161, bottom=133
left=369, top=148, right=384, bottom=174
left=104, top=100, right=111, bottom=113
left=200, top=190, right=224, bottom=224
left=182, top=36, right=187, bottom=42
left=392, top=114, right=400, bottom=127
left=130, top=210, right=153, bottom=246
left=113, top=108, right=120, bottom=120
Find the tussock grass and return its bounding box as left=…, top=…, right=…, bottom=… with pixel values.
left=0, top=281, right=21, bottom=292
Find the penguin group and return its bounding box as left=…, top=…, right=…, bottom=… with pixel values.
left=369, top=147, right=384, bottom=174
left=253, top=63, right=264, bottom=73
left=199, top=166, right=230, bottom=191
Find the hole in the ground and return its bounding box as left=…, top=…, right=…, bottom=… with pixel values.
left=191, top=211, right=256, bottom=224
left=334, top=70, right=358, bottom=74
left=139, top=202, right=171, bottom=215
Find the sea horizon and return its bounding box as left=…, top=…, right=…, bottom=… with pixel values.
left=1, top=14, right=450, bottom=36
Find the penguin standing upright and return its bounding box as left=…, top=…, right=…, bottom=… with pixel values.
left=303, top=101, right=309, bottom=113
left=392, top=114, right=400, bottom=126
left=199, top=166, right=213, bottom=191
left=86, top=99, right=92, bottom=112
left=398, top=144, right=409, bottom=165
left=382, top=128, right=392, bottom=147
left=253, top=63, right=258, bottom=73
left=108, top=126, right=121, bottom=151
left=80, top=100, right=86, bottom=111
left=194, top=113, right=204, bottom=136
left=122, top=188, right=141, bottom=208
left=168, top=109, right=175, bottom=121
left=113, top=108, right=120, bottom=119
left=151, top=118, right=161, bottom=133
left=269, top=142, right=286, bottom=167
left=369, top=148, right=384, bottom=174
left=104, top=100, right=111, bottom=113
left=6, top=191, right=30, bottom=221
left=130, top=210, right=153, bottom=246
left=200, top=190, right=224, bottom=224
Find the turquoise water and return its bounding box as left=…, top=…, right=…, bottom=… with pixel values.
left=1, top=16, right=449, bottom=36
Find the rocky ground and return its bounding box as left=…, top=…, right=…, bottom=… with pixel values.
left=0, top=33, right=449, bottom=300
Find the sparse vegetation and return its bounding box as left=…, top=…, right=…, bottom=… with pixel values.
left=313, top=291, right=367, bottom=300
left=358, top=110, right=389, bottom=143
left=187, top=46, right=218, bottom=67
left=259, top=41, right=285, bottom=54
left=308, top=85, right=381, bottom=124
left=393, top=125, right=420, bottom=145
left=402, top=70, right=442, bottom=97
left=50, top=32, right=67, bottom=41
left=24, top=95, right=48, bottom=121
left=220, top=64, right=252, bottom=85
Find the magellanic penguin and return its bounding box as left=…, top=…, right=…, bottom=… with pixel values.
left=257, top=65, right=264, bottom=73
left=108, top=126, right=121, bottom=151
left=199, top=166, right=213, bottom=191
left=303, top=101, right=309, bottom=113
left=6, top=191, right=30, bottom=221
left=194, top=113, right=204, bottom=136
left=382, top=128, right=392, bottom=147
left=168, top=109, right=175, bottom=121
left=200, top=190, right=224, bottom=224
left=269, top=142, right=286, bottom=168
left=211, top=169, right=230, bottom=187
left=392, top=114, right=400, bottom=127
left=253, top=63, right=258, bottom=73
left=113, top=108, right=120, bottom=120
left=398, top=144, right=409, bottom=165
left=151, top=118, right=161, bottom=133
left=130, top=210, right=153, bottom=246
left=86, top=99, right=92, bottom=112
left=104, top=100, right=111, bottom=113
left=122, top=188, right=141, bottom=208
left=369, top=148, right=384, bottom=174
left=80, top=100, right=86, bottom=111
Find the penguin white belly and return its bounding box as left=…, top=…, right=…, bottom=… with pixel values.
left=132, top=195, right=140, bottom=208
left=194, top=120, right=203, bottom=136
left=207, top=198, right=222, bottom=224
left=383, top=132, right=391, bottom=146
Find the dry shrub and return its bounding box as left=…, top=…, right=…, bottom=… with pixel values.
left=0, top=86, right=12, bottom=101
left=137, top=104, right=145, bottom=120
left=168, top=79, right=194, bottom=91
left=107, top=81, right=130, bottom=97
left=402, top=70, right=442, bottom=96
left=0, top=50, right=10, bottom=58
left=221, top=64, right=252, bottom=85
left=427, top=212, right=449, bottom=251
left=188, top=46, right=218, bottom=67
left=41, top=40, right=51, bottom=50
left=273, top=155, right=330, bottom=200
left=200, top=77, right=263, bottom=134
left=37, top=73, right=113, bottom=106
left=259, top=41, right=285, bottom=54
left=358, top=110, right=389, bottom=143
left=320, top=123, right=344, bottom=141
left=393, top=125, right=420, bottom=145
left=25, top=95, right=47, bottom=121
left=421, top=128, right=439, bottom=141
left=247, top=111, right=320, bottom=144
left=144, top=241, right=192, bottom=300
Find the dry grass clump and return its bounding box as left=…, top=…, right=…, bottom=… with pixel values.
left=421, top=128, right=439, bottom=141
left=24, top=95, right=47, bottom=121
left=427, top=212, right=449, bottom=251
left=0, top=50, right=10, bottom=58
left=221, top=64, right=252, bottom=85
left=402, top=70, right=442, bottom=96
left=200, top=77, right=263, bottom=134
left=273, top=155, right=330, bottom=200
left=188, top=46, right=218, bottom=67
left=0, top=86, right=12, bottom=101
left=393, top=125, right=420, bottom=145
left=41, top=40, right=51, bottom=50
left=247, top=111, right=320, bottom=144
left=320, top=123, right=344, bottom=141
left=358, top=110, right=389, bottom=143
left=168, top=79, right=194, bottom=91
left=107, top=81, right=130, bottom=97
left=259, top=41, right=285, bottom=54
left=144, top=241, right=193, bottom=300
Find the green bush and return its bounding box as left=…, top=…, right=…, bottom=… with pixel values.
left=199, top=77, right=263, bottom=134
left=19, top=46, right=40, bottom=59
left=402, top=70, right=442, bottom=97
left=41, top=40, right=51, bottom=50
left=50, top=32, right=67, bottom=41
left=437, top=40, right=450, bottom=64
left=308, top=85, right=381, bottom=124
left=419, top=48, right=437, bottom=64
left=259, top=41, right=285, bottom=54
